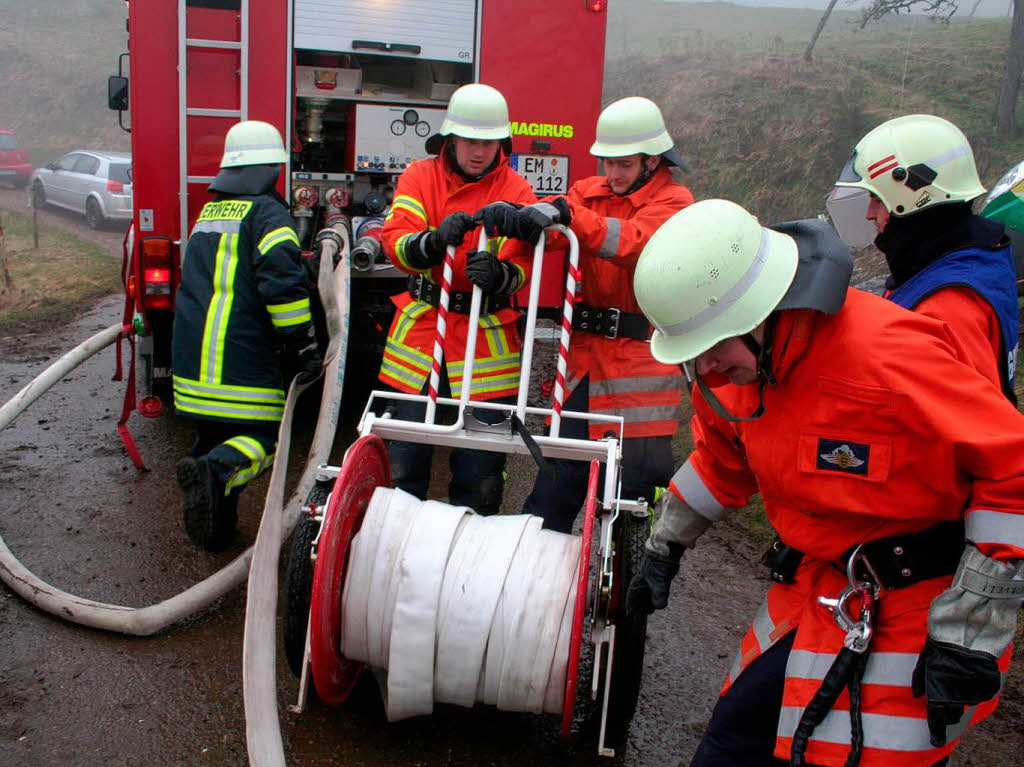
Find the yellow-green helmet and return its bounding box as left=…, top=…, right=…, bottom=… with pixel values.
left=425, top=83, right=512, bottom=155
left=834, top=114, right=985, bottom=216
left=634, top=199, right=798, bottom=364
left=590, top=96, right=687, bottom=169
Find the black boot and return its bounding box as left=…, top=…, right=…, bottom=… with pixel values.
left=177, top=456, right=237, bottom=551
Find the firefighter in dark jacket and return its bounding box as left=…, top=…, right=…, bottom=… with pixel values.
left=172, top=120, right=321, bottom=551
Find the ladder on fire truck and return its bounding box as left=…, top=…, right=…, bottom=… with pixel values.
left=176, top=0, right=251, bottom=248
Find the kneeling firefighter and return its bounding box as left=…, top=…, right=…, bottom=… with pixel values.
left=172, top=120, right=322, bottom=551
left=626, top=199, right=1024, bottom=766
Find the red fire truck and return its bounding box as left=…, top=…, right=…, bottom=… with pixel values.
left=108, top=0, right=608, bottom=402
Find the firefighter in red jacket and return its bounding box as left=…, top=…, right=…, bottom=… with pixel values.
left=478, top=96, right=694, bottom=532
left=379, top=83, right=535, bottom=515
left=830, top=114, right=1018, bottom=403
left=627, top=199, right=1024, bottom=767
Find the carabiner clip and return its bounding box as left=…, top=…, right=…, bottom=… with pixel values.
left=817, top=545, right=882, bottom=654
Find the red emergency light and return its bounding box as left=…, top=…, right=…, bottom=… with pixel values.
left=585, top=0, right=605, bottom=11
left=143, top=268, right=171, bottom=287
left=140, top=236, right=174, bottom=311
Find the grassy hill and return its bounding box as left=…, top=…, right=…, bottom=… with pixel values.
left=606, top=1, right=1024, bottom=226
left=0, top=0, right=130, bottom=166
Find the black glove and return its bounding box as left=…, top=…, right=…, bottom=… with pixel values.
left=911, top=637, right=1002, bottom=747
left=625, top=546, right=683, bottom=616
left=475, top=201, right=521, bottom=237
left=424, top=212, right=478, bottom=259
left=464, top=250, right=521, bottom=295
left=512, top=198, right=573, bottom=245
left=294, top=341, right=323, bottom=384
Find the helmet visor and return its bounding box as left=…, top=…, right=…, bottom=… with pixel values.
left=837, top=151, right=863, bottom=183
left=825, top=186, right=875, bottom=249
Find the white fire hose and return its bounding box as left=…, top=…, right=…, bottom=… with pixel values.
left=243, top=219, right=350, bottom=762
left=0, top=222, right=351, bottom=636
left=341, top=488, right=580, bottom=720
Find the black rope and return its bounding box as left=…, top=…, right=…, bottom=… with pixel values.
left=844, top=651, right=870, bottom=767
left=789, top=646, right=870, bottom=767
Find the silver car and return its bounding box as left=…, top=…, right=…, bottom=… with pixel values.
left=29, top=150, right=132, bottom=230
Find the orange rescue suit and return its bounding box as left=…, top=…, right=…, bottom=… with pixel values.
left=671, top=289, right=1024, bottom=767
left=380, top=152, right=535, bottom=400
left=905, top=286, right=1004, bottom=391
left=557, top=166, right=694, bottom=438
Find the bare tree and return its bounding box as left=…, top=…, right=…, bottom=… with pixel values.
left=805, top=0, right=842, bottom=61
left=858, top=0, right=959, bottom=28
left=996, top=0, right=1024, bottom=134
left=818, top=0, right=1024, bottom=134
left=805, top=0, right=958, bottom=60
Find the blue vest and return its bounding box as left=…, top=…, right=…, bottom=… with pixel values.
left=887, top=245, right=1019, bottom=400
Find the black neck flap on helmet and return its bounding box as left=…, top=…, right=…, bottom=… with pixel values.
left=690, top=218, right=852, bottom=423
left=209, top=164, right=281, bottom=197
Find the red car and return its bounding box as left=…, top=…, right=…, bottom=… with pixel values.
left=0, top=130, right=32, bottom=188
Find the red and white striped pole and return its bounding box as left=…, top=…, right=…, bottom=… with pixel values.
left=424, top=244, right=456, bottom=425
left=550, top=227, right=580, bottom=438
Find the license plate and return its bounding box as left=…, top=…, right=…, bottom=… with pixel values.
left=511, top=154, right=569, bottom=195
left=0, top=169, right=15, bottom=175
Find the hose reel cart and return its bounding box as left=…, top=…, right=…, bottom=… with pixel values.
left=283, top=227, right=651, bottom=757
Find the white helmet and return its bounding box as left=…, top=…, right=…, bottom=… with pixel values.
left=425, top=83, right=512, bottom=155
left=219, top=120, right=288, bottom=168
left=829, top=114, right=985, bottom=246
left=590, top=96, right=687, bottom=170
left=634, top=199, right=798, bottom=364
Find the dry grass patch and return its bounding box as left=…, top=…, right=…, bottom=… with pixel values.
left=0, top=207, right=120, bottom=328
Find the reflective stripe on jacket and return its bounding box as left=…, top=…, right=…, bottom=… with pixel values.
left=556, top=166, right=693, bottom=437
left=670, top=288, right=1024, bottom=766
left=172, top=193, right=312, bottom=424
left=379, top=152, right=536, bottom=399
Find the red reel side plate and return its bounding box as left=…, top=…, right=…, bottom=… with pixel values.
left=561, top=459, right=599, bottom=736
left=309, top=434, right=390, bottom=705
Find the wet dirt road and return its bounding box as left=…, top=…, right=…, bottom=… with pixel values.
left=1, top=214, right=1022, bottom=765
left=0, top=294, right=754, bottom=766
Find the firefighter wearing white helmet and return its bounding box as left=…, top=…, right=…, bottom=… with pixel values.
left=378, top=83, right=536, bottom=515
left=830, top=114, right=1018, bottom=402
left=627, top=198, right=1024, bottom=767
left=219, top=119, right=290, bottom=167
left=475, top=96, right=694, bottom=533
left=173, top=120, right=321, bottom=550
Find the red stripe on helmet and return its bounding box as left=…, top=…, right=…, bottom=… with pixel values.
left=867, top=154, right=896, bottom=172
left=869, top=161, right=899, bottom=179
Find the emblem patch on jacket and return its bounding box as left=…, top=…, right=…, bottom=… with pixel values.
left=817, top=439, right=869, bottom=475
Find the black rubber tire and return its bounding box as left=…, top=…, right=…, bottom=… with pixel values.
left=85, top=198, right=104, bottom=230
left=32, top=181, right=45, bottom=208
left=283, top=480, right=332, bottom=678
left=604, top=510, right=650, bottom=748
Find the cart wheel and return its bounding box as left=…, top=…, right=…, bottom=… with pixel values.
left=282, top=480, right=332, bottom=678
left=308, top=435, right=390, bottom=706
left=562, top=460, right=600, bottom=737
left=604, top=506, right=651, bottom=747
